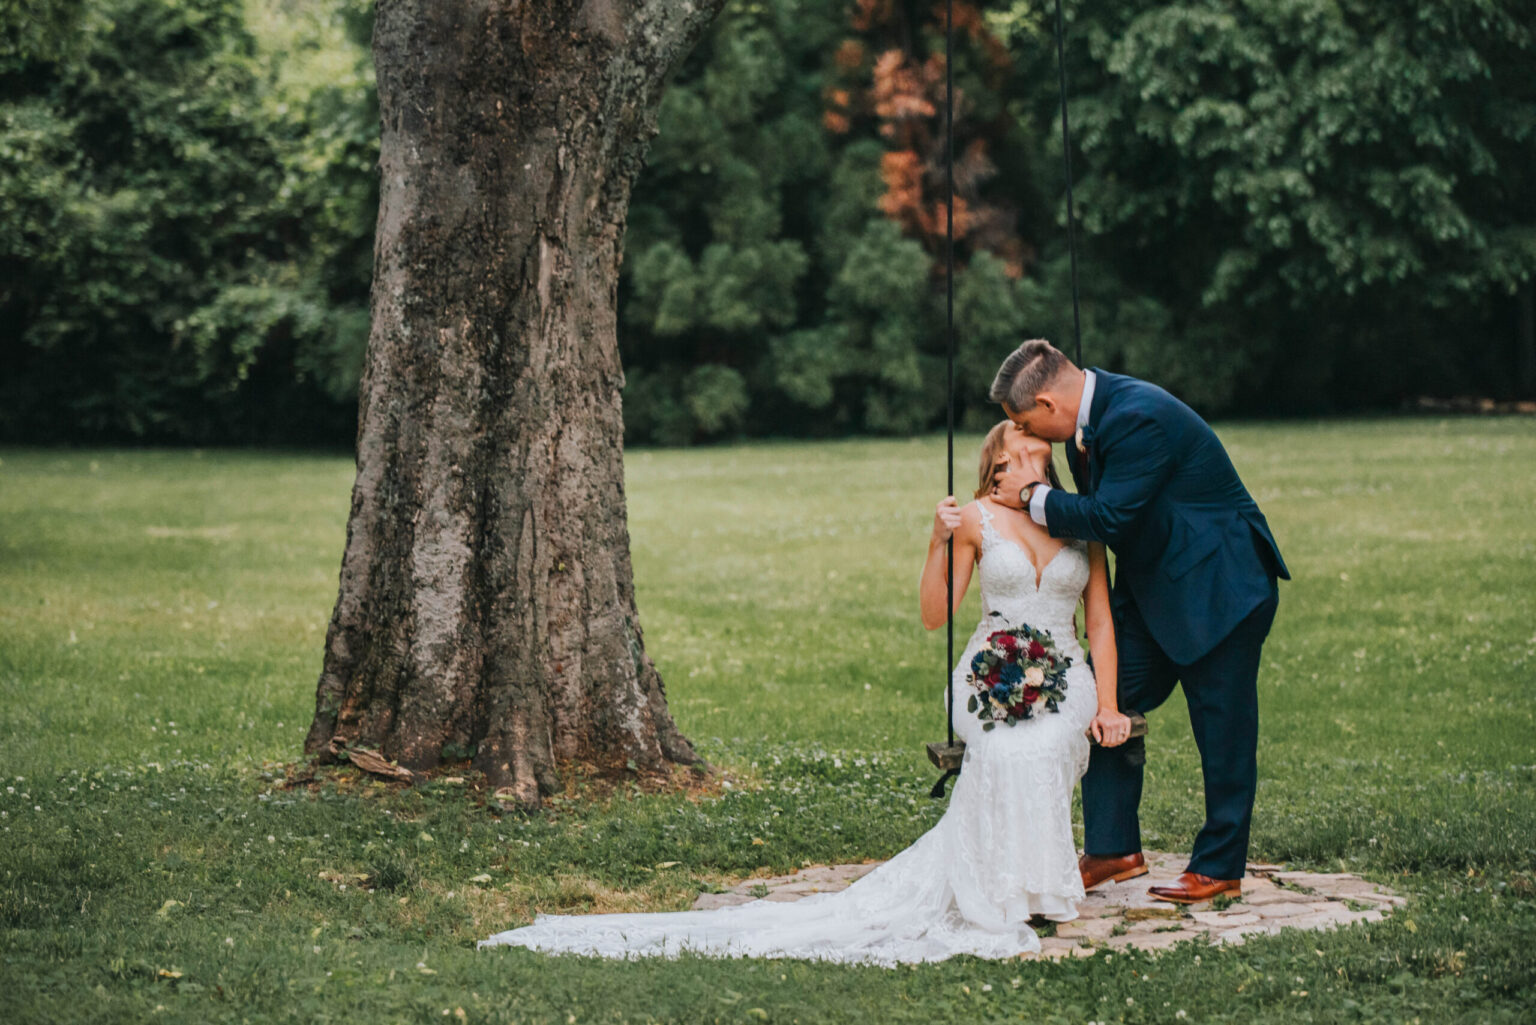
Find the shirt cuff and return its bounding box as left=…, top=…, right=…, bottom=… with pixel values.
left=1028, top=483, right=1051, bottom=527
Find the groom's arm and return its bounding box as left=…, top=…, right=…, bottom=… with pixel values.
left=1037, top=417, right=1175, bottom=545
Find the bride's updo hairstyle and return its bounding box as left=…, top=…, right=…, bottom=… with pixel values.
left=974, top=420, right=1063, bottom=501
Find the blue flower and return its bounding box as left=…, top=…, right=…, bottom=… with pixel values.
left=999, top=662, right=1024, bottom=685
left=989, top=683, right=1011, bottom=703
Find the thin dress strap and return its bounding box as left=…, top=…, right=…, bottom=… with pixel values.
left=975, top=498, right=1002, bottom=548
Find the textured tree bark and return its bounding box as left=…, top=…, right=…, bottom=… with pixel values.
left=304, top=0, right=725, bottom=808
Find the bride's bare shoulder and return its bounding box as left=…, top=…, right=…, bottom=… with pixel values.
left=952, top=498, right=988, bottom=542
left=959, top=496, right=991, bottom=519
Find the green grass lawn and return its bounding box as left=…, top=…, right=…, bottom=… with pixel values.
left=1, top=419, right=1533, bottom=1023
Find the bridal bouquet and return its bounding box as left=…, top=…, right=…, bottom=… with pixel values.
left=965, top=620, right=1072, bottom=730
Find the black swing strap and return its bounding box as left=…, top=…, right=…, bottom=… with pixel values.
left=1052, top=0, right=1085, bottom=367
left=933, top=0, right=960, bottom=801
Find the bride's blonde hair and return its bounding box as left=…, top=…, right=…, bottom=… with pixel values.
left=974, top=420, right=1063, bottom=500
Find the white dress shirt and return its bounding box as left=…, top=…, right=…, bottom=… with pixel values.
left=1027, top=369, right=1095, bottom=527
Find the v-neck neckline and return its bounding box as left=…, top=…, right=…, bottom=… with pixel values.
left=977, top=498, right=1068, bottom=590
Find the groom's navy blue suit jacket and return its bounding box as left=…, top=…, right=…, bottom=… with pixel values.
left=1044, top=369, right=1289, bottom=665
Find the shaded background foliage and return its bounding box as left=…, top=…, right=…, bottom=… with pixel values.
left=0, top=0, right=375, bottom=444
left=1, top=0, right=1532, bottom=446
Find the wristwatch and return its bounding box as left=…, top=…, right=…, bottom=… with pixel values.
left=1019, top=481, right=1040, bottom=508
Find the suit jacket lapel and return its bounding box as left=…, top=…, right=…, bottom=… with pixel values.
left=1087, top=367, right=1113, bottom=430
left=1064, top=440, right=1087, bottom=492
left=1082, top=368, right=1115, bottom=494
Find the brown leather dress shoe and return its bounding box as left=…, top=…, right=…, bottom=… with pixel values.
left=1079, top=851, right=1149, bottom=890
left=1148, top=872, right=1242, bottom=904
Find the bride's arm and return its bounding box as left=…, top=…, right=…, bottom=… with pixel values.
left=1084, top=542, right=1133, bottom=746
left=919, top=498, right=979, bottom=630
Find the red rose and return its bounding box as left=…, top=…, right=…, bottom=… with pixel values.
left=1022, top=686, right=1041, bottom=704
left=1009, top=702, right=1027, bottom=716
left=996, top=633, right=1019, bottom=651
left=1028, top=641, right=1046, bottom=659
left=985, top=669, right=1002, bottom=685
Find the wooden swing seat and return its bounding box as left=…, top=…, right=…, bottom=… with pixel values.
left=927, top=711, right=1148, bottom=771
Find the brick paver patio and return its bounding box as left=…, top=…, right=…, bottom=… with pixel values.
left=691, top=851, right=1402, bottom=958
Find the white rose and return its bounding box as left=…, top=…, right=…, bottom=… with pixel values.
left=1024, top=666, right=1045, bottom=687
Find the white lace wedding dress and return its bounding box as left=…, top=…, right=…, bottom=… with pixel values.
left=480, top=500, right=1097, bottom=966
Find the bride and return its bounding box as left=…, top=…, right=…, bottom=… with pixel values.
left=479, top=422, right=1134, bottom=965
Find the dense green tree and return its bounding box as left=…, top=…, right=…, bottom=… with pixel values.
left=618, top=0, right=833, bottom=444
left=620, top=0, right=1043, bottom=443
left=0, top=0, right=372, bottom=443
left=244, top=0, right=377, bottom=410
left=3, top=0, right=1531, bottom=447
left=993, top=0, right=1536, bottom=409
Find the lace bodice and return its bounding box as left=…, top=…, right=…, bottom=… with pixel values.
left=973, top=499, right=1089, bottom=647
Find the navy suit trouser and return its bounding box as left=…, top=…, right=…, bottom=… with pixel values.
left=1081, top=577, right=1279, bottom=880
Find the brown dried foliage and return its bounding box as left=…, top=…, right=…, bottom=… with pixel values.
left=823, top=0, right=1034, bottom=278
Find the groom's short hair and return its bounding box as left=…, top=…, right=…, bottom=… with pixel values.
left=989, top=339, right=1076, bottom=413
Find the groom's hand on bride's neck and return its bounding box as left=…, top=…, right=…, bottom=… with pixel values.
left=989, top=465, right=1041, bottom=510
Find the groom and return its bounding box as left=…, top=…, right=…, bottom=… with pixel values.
left=988, top=339, right=1289, bottom=903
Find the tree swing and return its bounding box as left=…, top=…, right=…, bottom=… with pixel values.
left=926, top=0, right=1147, bottom=799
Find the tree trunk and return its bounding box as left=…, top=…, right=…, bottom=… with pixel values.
left=304, top=0, right=725, bottom=808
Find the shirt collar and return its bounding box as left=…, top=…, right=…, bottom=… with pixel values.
left=1077, top=369, right=1096, bottom=431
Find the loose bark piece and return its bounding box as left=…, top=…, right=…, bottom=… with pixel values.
left=339, top=744, right=415, bottom=783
